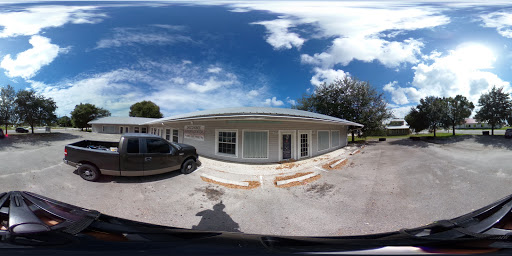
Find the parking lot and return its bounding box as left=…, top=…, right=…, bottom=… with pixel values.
left=1, top=130, right=512, bottom=236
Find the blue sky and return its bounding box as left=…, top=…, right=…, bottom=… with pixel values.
left=1, top=1, right=512, bottom=118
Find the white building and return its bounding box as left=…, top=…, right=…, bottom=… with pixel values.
left=454, top=118, right=501, bottom=129
left=89, top=107, right=363, bottom=163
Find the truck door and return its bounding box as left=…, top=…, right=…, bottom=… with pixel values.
left=120, top=138, right=144, bottom=176
left=143, top=138, right=181, bottom=176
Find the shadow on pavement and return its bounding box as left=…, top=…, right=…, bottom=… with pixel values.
left=0, top=132, right=81, bottom=150
left=473, top=135, right=512, bottom=150
left=92, top=170, right=184, bottom=183
left=388, top=138, right=431, bottom=148
left=192, top=202, right=241, bottom=233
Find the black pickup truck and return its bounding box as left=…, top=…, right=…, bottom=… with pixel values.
left=64, top=133, right=199, bottom=181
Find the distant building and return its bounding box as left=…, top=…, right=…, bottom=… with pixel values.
left=385, top=118, right=411, bottom=136
left=89, top=117, right=157, bottom=134
left=455, top=118, right=501, bottom=129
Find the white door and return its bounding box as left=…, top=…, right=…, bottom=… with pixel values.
left=298, top=131, right=311, bottom=158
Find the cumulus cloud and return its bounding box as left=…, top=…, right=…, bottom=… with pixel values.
left=252, top=19, right=305, bottom=50
left=286, top=97, right=296, bottom=105
left=1, top=35, right=64, bottom=79
left=0, top=5, right=106, bottom=38
left=481, top=11, right=512, bottom=38
left=263, top=96, right=284, bottom=107
left=384, top=43, right=510, bottom=107
left=29, top=61, right=274, bottom=116
left=228, top=2, right=448, bottom=68
left=310, top=67, right=348, bottom=87
left=95, top=26, right=193, bottom=48
left=207, top=67, right=222, bottom=73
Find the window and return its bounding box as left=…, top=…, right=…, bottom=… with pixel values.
left=172, top=129, right=179, bottom=143
left=300, top=133, right=309, bottom=157
left=134, top=127, right=139, bottom=133
left=146, top=139, right=170, bottom=153
left=165, top=128, right=171, bottom=140
left=243, top=131, right=268, bottom=159
left=318, top=131, right=330, bottom=151
left=217, top=130, right=237, bottom=156
left=119, top=126, right=124, bottom=134
left=331, top=131, right=340, bottom=147
left=141, top=127, right=147, bottom=133
left=126, top=138, right=139, bottom=153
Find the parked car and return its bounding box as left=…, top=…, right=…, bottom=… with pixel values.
left=64, top=133, right=200, bottom=181
left=505, top=128, right=512, bottom=139
left=15, top=127, right=29, bottom=133
left=0, top=128, right=4, bottom=138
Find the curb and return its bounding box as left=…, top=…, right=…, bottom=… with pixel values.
left=349, top=149, right=360, bottom=155
left=276, top=172, right=319, bottom=186
left=200, top=173, right=249, bottom=187
left=329, top=158, right=347, bottom=168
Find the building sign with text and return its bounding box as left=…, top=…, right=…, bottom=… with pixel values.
left=184, top=125, right=205, bottom=141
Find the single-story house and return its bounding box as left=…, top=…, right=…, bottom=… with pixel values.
left=89, top=107, right=363, bottom=163
left=385, top=118, right=411, bottom=136
left=454, top=118, right=502, bottom=129
left=89, top=117, right=157, bottom=134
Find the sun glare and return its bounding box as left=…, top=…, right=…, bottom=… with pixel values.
left=454, top=43, right=495, bottom=70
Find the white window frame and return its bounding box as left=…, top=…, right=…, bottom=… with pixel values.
left=134, top=127, right=140, bottom=133
left=241, top=130, right=269, bottom=159
left=297, top=130, right=312, bottom=159
left=172, top=128, right=179, bottom=143
left=331, top=130, right=341, bottom=148
left=215, top=129, right=238, bottom=158
left=278, top=130, right=296, bottom=161
left=317, top=130, right=331, bottom=152
left=119, top=126, right=124, bottom=134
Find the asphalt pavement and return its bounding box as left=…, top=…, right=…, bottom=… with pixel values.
left=1, top=130, right=512, bottom=236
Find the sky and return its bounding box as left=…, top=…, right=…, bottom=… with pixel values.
left=1, top=1, right=512, bottom=118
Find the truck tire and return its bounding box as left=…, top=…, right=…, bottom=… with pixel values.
left=181, top=159, right=197, bottom=174
left=78, top=164, right=101, bottom=182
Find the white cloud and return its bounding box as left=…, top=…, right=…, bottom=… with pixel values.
left=383, top=81, right=421, bottom=105
left=385, top=43, right=510, bottom=107
left=310, top=67, right=348, bottom=87
left=252, top=19, right=305, bottom=50
left=186, top=76, right=236, bottom=93
left=207, top=67, right=222, bottom=73
left=302, top=37, right=424, bottom=68
left=1, top=35, right=63, bottom=79
left=228, top=1, right=448, bottom=67
left=389, top=105, right=414, bottom=119
left=286, top=97, right=296, bottom=105
left=29, top=61, right=273, bottom=116
left=0, top=5, right=106, bottom=38
left=481, top=12, right=512, bottom=38
left=263, top=96, right=284, bottom=107
left=95, top=26, right=193, bottom=48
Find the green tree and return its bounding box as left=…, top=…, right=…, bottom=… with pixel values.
left=0, top=85, right=16, bottom=134
left=405, top=96, right=448, bottom=137
left=57, top=116, right=72, bottom=127
left=475, top=86, right=512, bottom=135
left=71, top=103, right=111, bottom=131
left=445, top=95, right=475, bottom=136
left=404, top=107, right=429, bottom=133
left=294, top=76, right=392, bottom=141
left=15, top=90, right=57, bottom=133
left=129, top=100, right=163, bottom=118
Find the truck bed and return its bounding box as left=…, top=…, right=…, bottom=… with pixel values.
left=65, top=140, right=120, bottom=175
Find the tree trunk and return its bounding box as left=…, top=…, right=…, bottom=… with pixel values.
left=4, top=123, right=7, bottom=135
left=31, top=125, right=34, bottom=134
left=434, top=128, right=436, bottom=137
left=351, top=130, right=355, bottom=142
left=452, top=122, right=455, bottom=136
left=492, top=125, right=494, bottom=136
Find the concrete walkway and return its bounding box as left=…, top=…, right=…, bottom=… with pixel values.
left=194, top=144, right=362, bottom=189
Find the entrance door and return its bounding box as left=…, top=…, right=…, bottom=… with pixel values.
left=282, top=134, right=292, bottom=160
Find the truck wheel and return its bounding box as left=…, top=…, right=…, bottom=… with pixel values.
left=78, top=164, right=100, bottom=182
left=181, top=159, right=197, bottom=174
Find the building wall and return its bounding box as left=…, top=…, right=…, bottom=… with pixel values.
left=91, top=124, right=150, bottom=134
left=455, top=123, right=502, bottom=129
left=148, top=119, right=349, bottom=163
